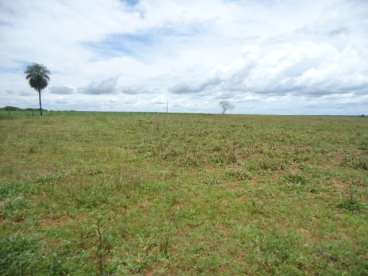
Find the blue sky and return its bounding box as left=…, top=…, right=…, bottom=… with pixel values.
left=0, top=0, right=367, bottom=114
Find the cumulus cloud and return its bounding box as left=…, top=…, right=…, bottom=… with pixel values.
left=0, top=0, right=367, bottom=114
left=79, top=77, right=119, bottom=95
left=121, top=86, right=152, bottom=95
left=170, top=39, right=368, bottom=101
left=49, top=86, right=74, bottom=95
left=170, top=77, right=222, bottom=94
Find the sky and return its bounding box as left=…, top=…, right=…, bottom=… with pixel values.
left=0, top=0, right=367, bottom=114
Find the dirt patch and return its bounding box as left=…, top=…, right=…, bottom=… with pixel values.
left=40, top=215, right=71, bottom=228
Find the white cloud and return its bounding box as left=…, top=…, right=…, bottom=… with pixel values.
left=0, top=0, right=367, bottom=114
left=49, top=86, right=75, bottom=95
left=79, top=77, right=119, bottom=95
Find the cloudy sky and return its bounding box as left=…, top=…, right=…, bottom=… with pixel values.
left=0, top=0, right=367, bottom=114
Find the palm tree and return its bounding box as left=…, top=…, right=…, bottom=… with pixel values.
left=25, top=63, right=50, bottom=116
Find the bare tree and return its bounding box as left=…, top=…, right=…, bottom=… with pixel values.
left=219, top=100, right=234, bottom=114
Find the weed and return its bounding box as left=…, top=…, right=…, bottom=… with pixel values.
left=2, top=196, right=29, bottom=221
left=338, top=181, right=364, bottom=213
left=342, top=154, right=368, bottom=170
left=225, top=167, right=252, bottom=181
left=283, top=174, right=307, bottom=187
left=0, top=236, right=40, bottom=275
left=354, top=156, right=368, bottom=170
left=359, top=140, right=368, bottom=150
left=95, top=219, right=106, bottom=275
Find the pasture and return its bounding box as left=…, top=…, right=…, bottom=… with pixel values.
left=0, top=112, right=367, bottom=275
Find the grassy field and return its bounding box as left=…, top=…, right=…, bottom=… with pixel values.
left=0, top=111, right=367, bottom=275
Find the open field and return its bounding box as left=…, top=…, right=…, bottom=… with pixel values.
left=0, top=112, right=368, bottom=275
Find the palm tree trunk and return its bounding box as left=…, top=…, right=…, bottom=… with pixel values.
left=38, top=89, right=43, bottom=116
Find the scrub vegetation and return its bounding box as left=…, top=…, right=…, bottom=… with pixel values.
left=0, top=111, right=367, bottom=275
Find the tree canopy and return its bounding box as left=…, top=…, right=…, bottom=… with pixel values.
left=25, top=64, right=50, bottom=92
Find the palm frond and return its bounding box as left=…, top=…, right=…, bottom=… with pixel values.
left=24, top=63, right=51, bottom=91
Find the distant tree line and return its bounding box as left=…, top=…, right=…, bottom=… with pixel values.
left=0, top=106, right=48, bottom=112
left=0, top=106, right=48, bottom=116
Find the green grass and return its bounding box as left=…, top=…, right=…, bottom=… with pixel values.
left=1, top=111, right=368, bottom=275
